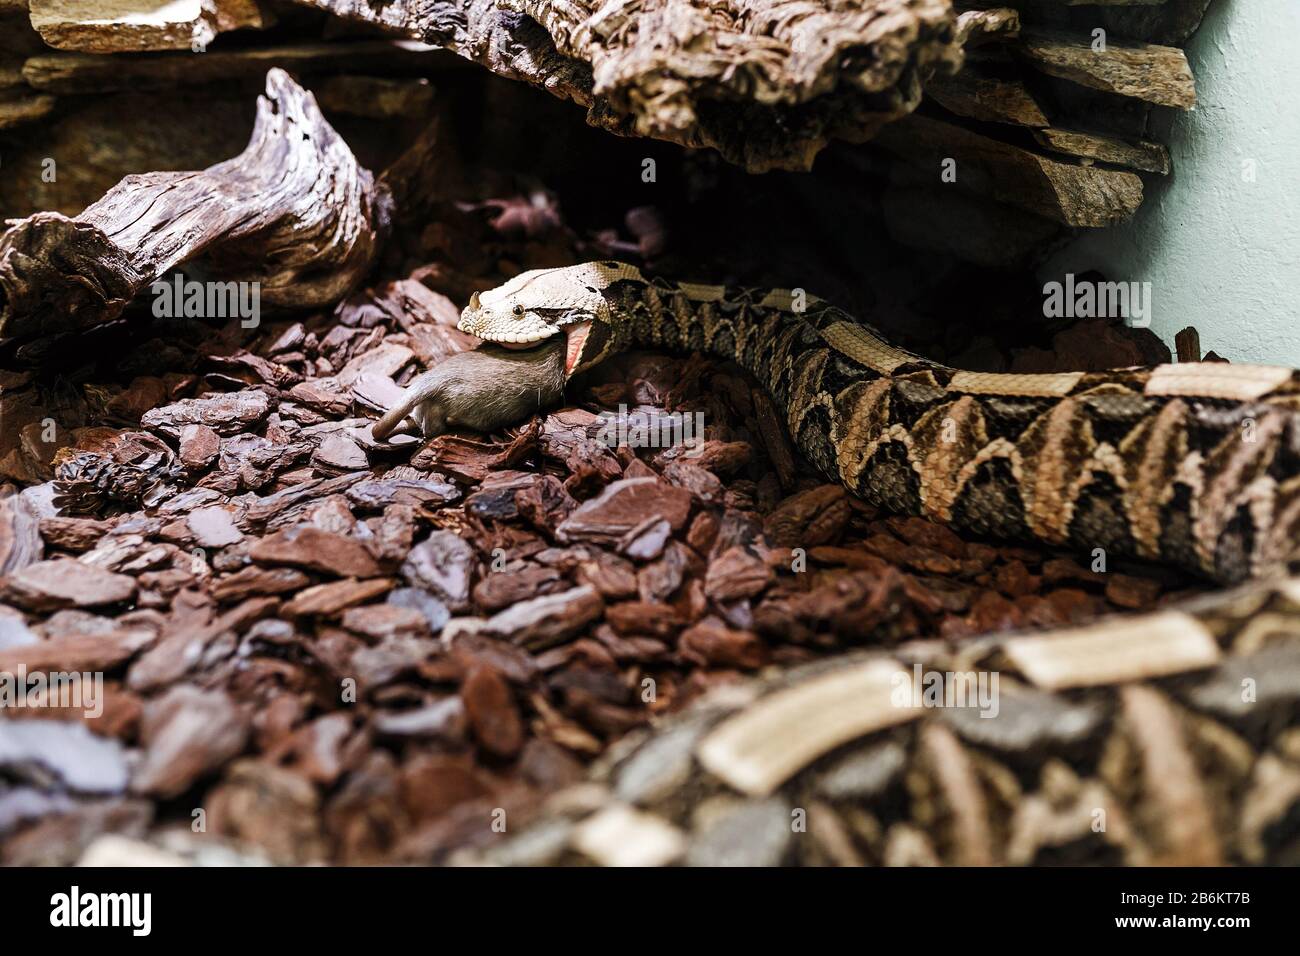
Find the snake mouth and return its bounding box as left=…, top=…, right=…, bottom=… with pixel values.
left=563, top=321, right=592, bottom=376
left=487, top=323, right=561, bottom=351
left=483, top=322, right=589, bottom=376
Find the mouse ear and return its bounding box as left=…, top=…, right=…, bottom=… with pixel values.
left=468, top=291, right=481, bottom=311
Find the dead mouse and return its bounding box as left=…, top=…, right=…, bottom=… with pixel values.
left=371, top=339, right=567, bottom=441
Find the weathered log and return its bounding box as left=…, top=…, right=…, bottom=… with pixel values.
left=292, top=0, right=964, bottom=172
left=28, top=0, right=273, bottom=53
left=0, top=68, right=390, bottom=342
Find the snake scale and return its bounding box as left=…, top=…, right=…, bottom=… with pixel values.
left=381, top=262, right=1300, bottom=865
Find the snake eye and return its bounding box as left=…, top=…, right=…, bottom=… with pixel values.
left=512, top=304, right=525, bottom=318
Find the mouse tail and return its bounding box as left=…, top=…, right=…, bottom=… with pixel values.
left=372, top=385, right=430, bottom=441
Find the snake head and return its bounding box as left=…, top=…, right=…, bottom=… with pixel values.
left=458, top=262, right=641, bottom=377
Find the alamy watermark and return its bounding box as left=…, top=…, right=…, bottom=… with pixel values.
left=50, top=886, right=151, bottom=936
left=151, top=274, right=260, bottom=328
left=891, top=663, right=999, bottom=718
left=1043, top=273, right=1152, bottom=328
left=594, top=404, right=706, bottom=457
left=1, top=667, right=104, bottom=718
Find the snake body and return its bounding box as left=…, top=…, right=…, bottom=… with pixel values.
left=459, top=261, right=1300, bottom=586
left=444, top=261, right=1300, bottom=865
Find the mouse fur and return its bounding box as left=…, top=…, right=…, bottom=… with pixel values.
left=371, top=339, right=567, bottom=441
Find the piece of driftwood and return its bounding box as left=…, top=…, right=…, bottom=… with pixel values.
left=0, top=68, right=390, bottom=343
left=29, top=0, right=273, bottom=53
left=292, top=0, right=964, bottom=172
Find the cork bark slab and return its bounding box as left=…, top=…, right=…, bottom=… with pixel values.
left=293, top=0, right=964, bottom=172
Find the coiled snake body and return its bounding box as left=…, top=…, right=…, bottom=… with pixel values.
left=393, top=262, right=1300, bottom=865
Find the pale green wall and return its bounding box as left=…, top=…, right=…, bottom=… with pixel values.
left=1041, top=0, right=1300, bottom=366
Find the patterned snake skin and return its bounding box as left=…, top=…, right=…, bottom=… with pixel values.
left=452, top=262, right=1300, bottom=866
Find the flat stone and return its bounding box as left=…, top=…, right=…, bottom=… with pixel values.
left=250, top=525, right=381, bottom=578
left=0, top=720, right=129, bottom=794
left=351, top=635, right=434, bottom=688
left=704, top=546, right=774, bottom=602
left=211, top=566, right=311, bottom=602
left=400, top=530, right=475, bottom=610
left=289, top=381, right=350, bottom=416
left=38, top=516, right=113, bottom=552
left=132, top=686, right=249, bottom=798
left=386, top=587, right=450, bottom=632
left=141, top=388, right=270, bottom=437
left=347, top=478, right=459, bottom=511
left=0, top=628, right=153, bottom=673
left=478, top=586, right=604, bottom=651
left=557, top=478, right=692, bottom=546
left=282, top=577, right=394, bottom=617
left=178, top=423, right=220, bottom=470
left=340, top=604, right=430, bottom=641
left=336, top=342, right=414, bottom=387
left=186, top=506, right=244, bottom=548
left=373, top=697, right=467, bottom=742
left=313, top=433, right=368, bottom=471
left=0, top=558, right=136, bottom=611
left=461, top=666, right=524, bottom=759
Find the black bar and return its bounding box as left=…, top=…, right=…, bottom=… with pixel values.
left=2, top=866, right=1281, bottom=941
